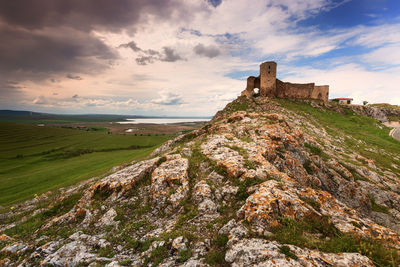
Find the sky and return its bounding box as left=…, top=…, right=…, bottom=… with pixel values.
left=0, top=0, right=399, bottom=116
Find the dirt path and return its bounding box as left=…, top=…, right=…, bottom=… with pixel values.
left=392, top=127, right=400, bottom=141
left=384, top=122, right=400, bottom=142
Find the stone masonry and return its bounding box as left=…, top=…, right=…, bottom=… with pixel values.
left=242, top=61, right=329, bottom=102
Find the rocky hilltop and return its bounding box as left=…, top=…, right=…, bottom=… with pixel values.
left=1, top=97, right=400, bottom=266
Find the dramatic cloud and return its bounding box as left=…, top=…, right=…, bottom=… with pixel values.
left=0, top=81, right=25, bottom=102
left=66, top=74, right=83, bottom=80
left=0, top=0, right=192, bottom=82
left=151, top=91, right=184, bottom=105
left=33, top=95, right=50, bottom=105
left=119, top=41, right=184, bottom=65
left=0, top=0, right=186, bottom=32
left=162, top=47, right=184, bottom=62
left=119, top=41, right=142, bottom=52
left=0, top=24, right=118, bottom=79
left=194, top=43, right=221, bottom=58
left=1, top=0, right=400, bottom=115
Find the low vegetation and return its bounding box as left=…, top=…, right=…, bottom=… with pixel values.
left=0, top=122, right=173, bottom=205
left=269, top=216, right=399, bottom=266
left=275, top=99, right=400, bottom=174
left=4, top=192, right=82, bottom=239
left=2, top=98, right=400, bottom=266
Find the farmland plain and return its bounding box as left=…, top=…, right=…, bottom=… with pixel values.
left=0, top=122, right=174, bottom=206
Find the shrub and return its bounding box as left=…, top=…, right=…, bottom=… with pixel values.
left=279, top=245, right=298, bottom=260
left=178, top=249, right=192, bottom=263
left=368, top=195, right=390, bottom=214
left=144, top=246, right=168, bottom=266
left=303, top=159, right=314, bottom=175
left=304, top=142, right=322, bottom=156
left=235, top=178, right=264, bottom=200
left=205, top=250, right=226, bottom=266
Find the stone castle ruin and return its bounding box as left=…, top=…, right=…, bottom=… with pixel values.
left=241, top=61, right=329, bottom=102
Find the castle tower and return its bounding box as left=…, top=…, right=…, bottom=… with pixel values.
left=259, top=61, right=277, bottom=97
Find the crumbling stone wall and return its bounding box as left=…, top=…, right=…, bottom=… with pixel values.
left=242, top=76, right=260, bottom=97
left=276, top=80, right=314, bottom=100
left=313, top=85, right=329, bottom=102
left=241, top=61, right=329, bottom=102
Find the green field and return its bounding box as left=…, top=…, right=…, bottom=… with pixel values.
left=0, top=122, right=173, bottom=206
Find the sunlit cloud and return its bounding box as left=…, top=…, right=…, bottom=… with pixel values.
left=1, top=0, right=399, bottom=115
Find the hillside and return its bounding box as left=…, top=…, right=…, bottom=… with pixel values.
left=1, top=97, right=400, bottom=266
left=0, top=110, right=131, bottom=124
left=0, top=122, right=173, bottom=205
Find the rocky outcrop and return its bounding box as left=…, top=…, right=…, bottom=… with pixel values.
left=225, top=238, right=374, bottom=267
left=1, top=97, right=400, bottom=266
left=349, top=104, right=400, bottom=122
left=151, top=154, right=190, bottom=208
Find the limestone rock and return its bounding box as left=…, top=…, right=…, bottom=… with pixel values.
left=151, top=154, right=189, bottom=207
left=179, top=259, right=211, bottom=267
left=1, top=242, right=28, bottom=255
left=192, top=180, right=212, bottom=204
left=0, top=234, right=12, bottom=242
left=172, top=236, right=187, bottom=252
left=198, top=199, right=218, bottom=214
left=225, top=238, right=374, bottom=267
left=96, top=208, right=118, bottom=227
left=41, top=241, right=98, bottom=266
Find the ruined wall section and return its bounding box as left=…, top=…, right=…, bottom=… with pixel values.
left=276, top=79, right=314, bottom=100
left=242, top=61, right=329, bottom=102
left=313, top=85, right=329, bottom=102
left=241, top=76, right=260, bottom=97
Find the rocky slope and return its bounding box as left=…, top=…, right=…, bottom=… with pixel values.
left=1, top=97, right=400, bottom=266
left=347, top=104, right=400, bottom=123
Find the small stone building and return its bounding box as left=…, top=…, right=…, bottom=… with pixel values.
left=241, top=61, right=329, bottom=102
left=331, top=98, right=353, bottom=105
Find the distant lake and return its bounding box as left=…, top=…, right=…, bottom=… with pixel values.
left=117, top=118, right=210, bottom=124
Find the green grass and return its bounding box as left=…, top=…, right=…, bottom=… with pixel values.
left=144, top=246, right=168, bottom=266
left=0, top=122, right=173, bottom=206
left=178, top=249, right=192, bottom=263
left=205, top=234, right=229, bottom=266
left=269, top=216, right=399, bottom=266
left=275, top=99, right=400, bottom=173
left=4, top=192, right=82, bottom=238
left=368, top=195, right=390, bottom=214
left=279, top=245, right=298, bottom=260
left=224, top=96, right=250, bottom=113
left=235, top=177, right=265, bottom=200
left=304, top=142, right=322, bottom=156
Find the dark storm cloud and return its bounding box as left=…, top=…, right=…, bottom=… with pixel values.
left=162, top=47, right=184, bottom=62
left=66, top=74, right=83, bottom=80
left=136, top=56, right=158, bottom=66
left=120, top=41, right=184, bottom=65
left=136, top=47, right=184, bottom=65
left=119, top=41, right=142, bottom=52
left=193, top=43, right=221, bottom=58
left=0, top=0, right=189, bottom=83
left=0, top=25, right=117, bottom=76
left=0, top=0, right=184, bottom=32
left=0, top=81, right=25, bottom=102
